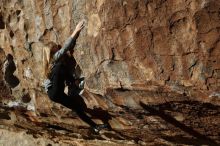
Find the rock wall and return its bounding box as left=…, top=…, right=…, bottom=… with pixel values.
left=81, top=0, right=220, bottom=98
left=0, top=0, right=220, bottom=109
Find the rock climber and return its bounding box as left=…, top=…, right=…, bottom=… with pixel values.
left=43, top=20, right=107, bottom=133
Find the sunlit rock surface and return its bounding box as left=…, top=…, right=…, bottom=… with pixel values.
left=0, top=0, right=220, bottom=145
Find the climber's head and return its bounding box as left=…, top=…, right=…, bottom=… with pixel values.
left=44, top=42, right=62, bottom=63
left=43, top=41, right=61, bottom=78
left=47, top=42, right=61, bottom=58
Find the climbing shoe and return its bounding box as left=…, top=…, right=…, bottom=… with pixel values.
left=92, top=124, right=108, bottom=133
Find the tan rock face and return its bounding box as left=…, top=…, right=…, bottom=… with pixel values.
left=76, top=0, right=220, bottom=99
left=0, top=0, right=220, bottom=109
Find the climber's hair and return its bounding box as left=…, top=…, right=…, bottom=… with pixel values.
left=43, top=42, right=60, bottom=78
left=6, top=54, right=13, bottom=60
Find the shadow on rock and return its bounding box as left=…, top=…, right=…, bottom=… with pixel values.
left=140, top=101, right=219, bottom=146
left=3, top=54, right=19, bottom=88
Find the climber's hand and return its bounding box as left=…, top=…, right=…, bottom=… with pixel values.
left=75, top=19, right=85, bottom=33
left=71, top=19, right=85, bottom=38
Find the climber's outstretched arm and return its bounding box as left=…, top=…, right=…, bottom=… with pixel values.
left=53, top=20, right=85, bottom=61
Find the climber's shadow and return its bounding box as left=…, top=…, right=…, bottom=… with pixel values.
left=139, top=101, right=219, bottom=146
left=86, top=107, right=112, bottom=126
left=76, top=95, right=112, bottom=128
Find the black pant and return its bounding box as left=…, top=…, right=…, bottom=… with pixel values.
left=47, top=63, right=97, bottom=127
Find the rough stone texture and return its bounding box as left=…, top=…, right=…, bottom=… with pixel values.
left=78, top=0, right=220, bottom=97
left=0, top=0, right=219, bottom=102
left=0, top=0, right=220, bottom=145
left=0, top=129, right=60, bottom=146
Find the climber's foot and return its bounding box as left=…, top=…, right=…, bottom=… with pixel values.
left=92, top=124, right=108, bottom=134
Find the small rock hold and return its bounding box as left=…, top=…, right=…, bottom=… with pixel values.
left=24, top=67, right=33, bottom=79
left=138, top=140, right=147, bottom=146
left=174, top=113, right=185, bottom=122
